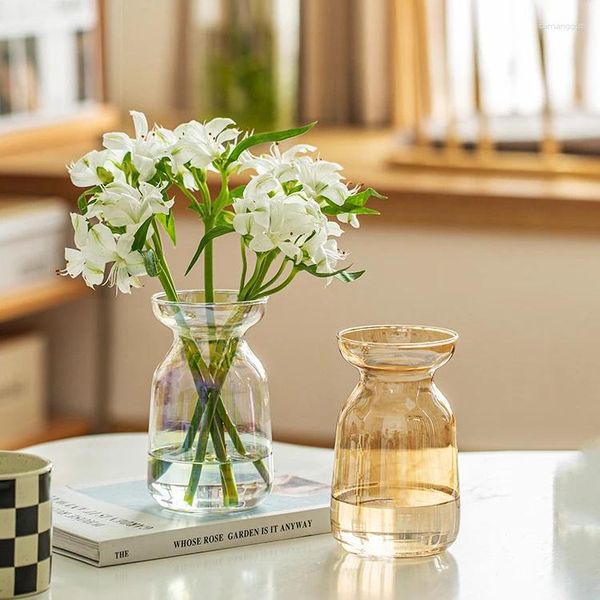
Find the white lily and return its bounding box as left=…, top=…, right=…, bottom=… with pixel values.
left=302, top=231, right=346, bottom=276
left=234, top=185, right=322, bottom=261
left=62, top=215, right=112, bottom=288
left=241, top=143, right=315, bottom=182
left=173, top=117, right=239, bottom=170
left=103, top=111, right=170, bottom=182
left=77, top=223, right=147, bottom=294
left=88, top=181, right=173, bottom=234
left=232, top=175, right=281, bottom=236
left=105, top=234, right=147, bottom=294
left=295, top=156, right=359, bottom=207
left=67, top=149, right=123, bottom=188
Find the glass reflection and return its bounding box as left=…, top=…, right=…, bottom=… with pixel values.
left=332, top=550, right=459, bottom=600
left=553, top=448, right=600, bottom=599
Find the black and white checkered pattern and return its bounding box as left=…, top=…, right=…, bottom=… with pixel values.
left=0, top=471, right=51, bottom=598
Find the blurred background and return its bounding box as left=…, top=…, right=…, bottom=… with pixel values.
left=1, top=0, right=600, bottom=451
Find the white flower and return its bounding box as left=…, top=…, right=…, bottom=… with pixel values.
left=62, top=212, right=147, bottom=293
left=103, top=111, right=171, bottom=182
left=301, top=228, right=346, bottom=276
left=104, top=234, right=147, bottom=294
left=87, top=181, right=173, bottom=234
left=173, top=117, right=239, bottom=170
left=67, top=149, right=123, bottom=187
left=337, top=212, right=360, bottom=228
left=62, top=214, right=111, bottom=288
left=233, top=178, right=318, bottom=260
left=240, top=143, right=315, bottom=182
left=295, top=156, right=358, bottom=206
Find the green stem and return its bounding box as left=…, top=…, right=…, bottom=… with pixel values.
left=257, top=258, right=290, bottom=294
left=183, top=388, right=220, bottom=505
left=239, top=254, right=267, bottom=300
left=210, top=419, right=239, bottom=506
left=176, top=181, right=205, bottom=219
left=239, top=240, right=248, bottom=295
left=216, top=400, right=270, bottom=483
left=204, top=235, right=215, bottom=303
left=240, top=252, right=277, bottom=300
left=253, top=268, right=299, bottom=299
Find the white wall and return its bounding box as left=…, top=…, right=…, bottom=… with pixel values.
left=104, top=0, right=178, bottom=111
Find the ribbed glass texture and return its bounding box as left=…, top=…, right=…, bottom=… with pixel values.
left=331, top=325, right=460, bottom=558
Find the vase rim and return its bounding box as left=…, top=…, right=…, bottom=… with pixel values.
left=152, top=289, right=269, bottom=308
left=338, top=324, right=458, bottom=349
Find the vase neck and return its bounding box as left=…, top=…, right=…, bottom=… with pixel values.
left=152, top=290, right=267, bottom=340
left=360, top=368, right=436, bottom=385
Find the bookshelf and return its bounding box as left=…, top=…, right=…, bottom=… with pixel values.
left=0, top=278, right=89, bottom=325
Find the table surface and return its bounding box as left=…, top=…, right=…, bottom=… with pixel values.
left=23, top=434, right=598, bottom=600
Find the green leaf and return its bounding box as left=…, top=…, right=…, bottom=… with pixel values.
left=298, top=263, right=364, bottom=281
left=346, top=187, right=386, bottom=207
left=77, top=193, right=89, bottom=214
left=142, top=249, right=160, bottom=277
left=185, top=224, right=234, bottom=276
left=76, top=186, right=99, bottom=215
left=156, top=211, right=176, bottom=245
left=96, top=166, right=114, bottom=185
left=322, top=205, right=380, bottom=216
left=214, top=210, right=235, bottom=227
left=230, top=185, right=245, bottom=199
left=225, top=122, right=317, bottom=167
left=132, top=217, right=154, bottom=251
left=320, top=187, right=386, bottom=216
left=335, top=270, right=365, bottom=282
left=350, top=207, right=380, bottom=215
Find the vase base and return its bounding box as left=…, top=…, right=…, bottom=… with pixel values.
left=147, top=448, right=273, bottom=514
left=334, top=535, right=452, bottom=559
left=149, top=481, right=271, bottom=514
left=331, top=491, right=459, bottom=559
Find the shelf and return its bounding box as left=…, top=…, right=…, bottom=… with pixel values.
left=0, top=416, right=92, bottom=450
left=0, top=105, right=120, bottom=157
left=0, top=278, right=89, bottom=324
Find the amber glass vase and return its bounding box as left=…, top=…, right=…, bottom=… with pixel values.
left=331, top=325, right=460, bottom=558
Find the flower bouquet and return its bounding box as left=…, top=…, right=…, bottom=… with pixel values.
left=63, top=112, right=383, bottom=512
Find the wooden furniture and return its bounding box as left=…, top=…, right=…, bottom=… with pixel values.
left=0, top=198, right=97, bottom=449
left=0, top=275, right=94, bottom=449
left=0, top=278, right=88, bottom=325
left=4, top=127, right=600, bottom=205
left=26, top=433, right=587, bottom=599
left=2, top=417, right=91, bottom=451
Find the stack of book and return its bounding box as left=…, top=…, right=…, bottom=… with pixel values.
left=53, top=475, right=331, bottom=566
left=0, top=198, right=68, bottom=291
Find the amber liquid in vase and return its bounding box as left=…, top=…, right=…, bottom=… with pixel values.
left=332, top=325, right=460, bottom=558
left=331, top=446, right=460, bottom=558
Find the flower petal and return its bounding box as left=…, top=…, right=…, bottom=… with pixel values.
left=130, top=110, right=149, bottom=140
left=103, top=132, right=133, bottom=151
left=204, top=117, right=236, bottom=138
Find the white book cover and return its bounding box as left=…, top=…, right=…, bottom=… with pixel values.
left=53, top=475, right=331, bottom=567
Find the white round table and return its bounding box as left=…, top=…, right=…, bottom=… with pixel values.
left=23, top=434, right=598, bottom=600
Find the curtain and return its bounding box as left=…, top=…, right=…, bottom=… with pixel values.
left=300, top=0, right=392, bottom=126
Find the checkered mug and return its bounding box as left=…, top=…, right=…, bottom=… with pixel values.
left=0, top=452, right=51, bottom=599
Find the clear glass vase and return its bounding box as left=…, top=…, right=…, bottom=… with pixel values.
left=148, top=290, right=273, bottom=513
left=331, top=325, right=460, bottom=558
